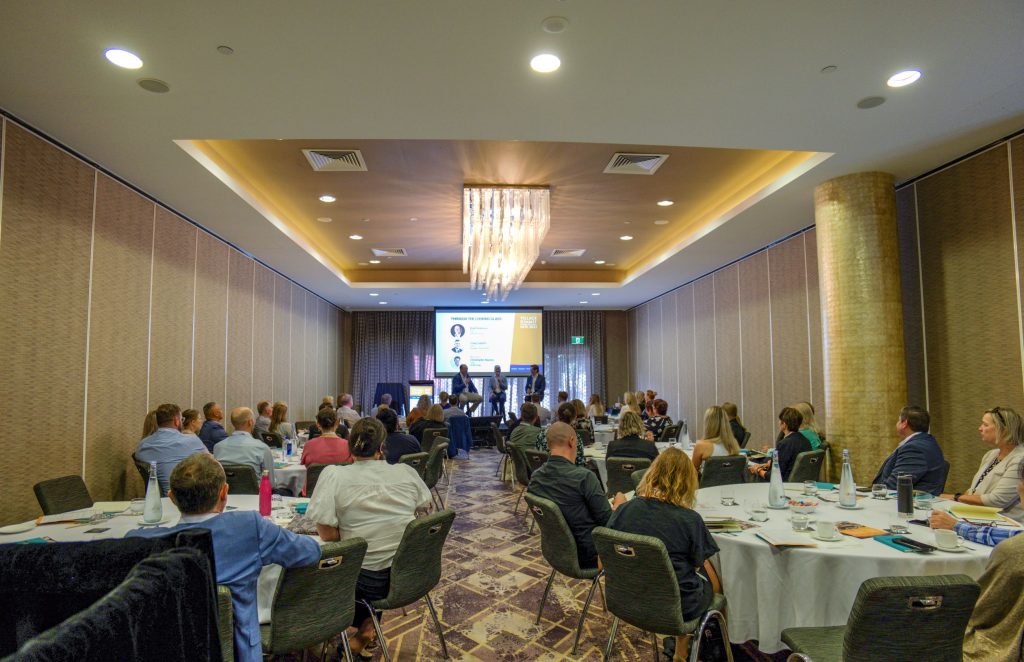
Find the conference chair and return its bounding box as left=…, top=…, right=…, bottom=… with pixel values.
left=132, top=452, right=151, bottom=485
left=221, top=463, right=260, bottom=495
left=33, top=475, right=93, bottom=515
left=525, top=493, right=605, bottom=655
left=786, top=655, right=813, bottom=662
left=493, top=423, right=512, bottom=482
left=447, top=416, right=473, bottom=457
left=578, top=425, right=595, bottom=447
left=739, top=430, right=752, bottom=449
left=630, top=468, right=648, bottom=491
left=423, top=442, right=449, bottom=510
left=782, top=575, right=980, bottom=662
left=361, top=510, right=456, bottom=662
left=818, top=439, right=832, bottom=482
left=293, top=420, right=316, bottom=433
left=658, top=423, right=682, bottom=443
left=595, top=415, right=609, bottom=425
left=306, top=462, right=349, bottom=498
left=216, top=586, right=234, bottom=662
left=593, top=527, right=732, bottom=662
left=261, top=538, right=368, bottom=662
left=525, top=448, right=549, bottom=475
left=399, top=452, right=429, bottom=479
left=788, top=449, right=826, bottom=483
left=698, top=456, right=746, bottom=488
left=259, top=431, right=284, bottom=448
left=508, top=445, right=532, bottom=515
left=605, top=457, right=652, bottom=498
left=939, top=460, right=951, bottom=493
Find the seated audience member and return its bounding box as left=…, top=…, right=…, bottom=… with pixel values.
left=253, top=400, right=272, bottom=436
left=721, top=402, right=747, bottom=447
left=871, top=406, right=947, bottom=495
left=127, top=454, right=320, bottom=662
left=586, top=394, right=606, bottom=418
left=406, top=395, right=431, bottom=427
left=571, top=399, right=593, bottom=437
left=306, top=401, right=341, bottom=440
left=198, top=401, right=229, bottom=452
left=638, top=390, right=652, bottom=420
left=439, top=391, right=451, bottom=410
left=301, top=407, right=352, bottom=467
left=962, top=529, right=1024, bottom=661
left=556, top=391, right=569, bottom=407
left=692, top=406, right=741, bottom=473
left=443, top=394, right=467, bottom=421
left=307, top=417, right=431, bottom=657
left=136, top=403, right=209, bottom=494
left=792, top=401, right=823, bottom=450
left=180, top=408, right=202, bottom=439
left=607, top=448, right=721, bottom=658
left=620, top=391, right=641, bottom=416
left=644, top=399, right=673, bottom=441
left=411, top=404, right=446, bottom=443
left=527, top=422, right=625, bottom=569
left=931, top=462, right=1024, bottom=545
left=321, top=395, right=335, bottom=408
left=213, top=407, right=275, bottom=484
left=509, top=402, right=542, bottom=449
left=607, top=411, right=659, bottom=461
left=537, top=402, right=587, bottom=466
left=336, top=393, right=360, bottom=428
left=269, top=401, right=295, bottom=439
left=141, top=410, right=158, bottom=439
left=751, top=407, right=811, bottom=481
left=533, top=393, right=552, bottom=426
left=938, top=406, right=1024, bottom=521
left=377, top=407, right=422, bottom=464
left=452, top=364, right=483, bottom=414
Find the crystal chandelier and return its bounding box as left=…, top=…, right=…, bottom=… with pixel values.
left=462, top=186, right=550, bottom=301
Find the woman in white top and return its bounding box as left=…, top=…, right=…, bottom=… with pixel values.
left=940, top=406, right=1024, bottom=522
left=691, top=405, right=741, bottom=473
left=307, top=416, right=432, bottom=656
left=587, top=394, right=606, bottom=418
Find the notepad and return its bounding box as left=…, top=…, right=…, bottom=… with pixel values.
left=36, top=508, right=95, bottom=525
left=949, top=504, right=1004, bottom=521
left=92, top=501, right=131, bottom=513
left=836, top=521, right=887, bottom=538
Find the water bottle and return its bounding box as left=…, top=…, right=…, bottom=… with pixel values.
left=897, top=473, right=914, bottom=520
left=839, top=449, right=857, bottom=508
left=768, top=450, right=787, bottom=507
left=259, top=470, right=272, bottom=516
left=285, top=438, right=293, bottom=458
left=143, top=462, right=163, bottom=523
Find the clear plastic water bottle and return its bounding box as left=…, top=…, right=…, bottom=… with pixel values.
left=839, top=449, right=857, bottom=508
left=285, top=438, right=293, bottom=458
left=143, top=461, right=163, bottom=523
left=259, top=470, right=272, bottom=516
left=768, top=450, right=787, bottom=507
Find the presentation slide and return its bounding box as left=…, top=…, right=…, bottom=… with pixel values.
left=435, top=309, right=543, bottom=376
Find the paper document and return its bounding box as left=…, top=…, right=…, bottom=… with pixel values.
left=37, top=508, right=95, bottom=525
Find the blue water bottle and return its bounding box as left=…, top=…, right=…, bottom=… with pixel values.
left=285, top=439, right=293, bottom=458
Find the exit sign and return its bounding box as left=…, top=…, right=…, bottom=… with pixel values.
left=570, top=336, right=585, bottom=345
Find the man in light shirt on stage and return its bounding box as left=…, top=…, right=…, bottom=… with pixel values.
left=488, top=364, right=508, bottom=420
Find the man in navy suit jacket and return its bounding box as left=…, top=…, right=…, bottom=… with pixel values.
left=452, top=364, right=482, bottom=414
left=872, top=406, right=947, bottom=496
left=525, top=364, right=546, bottom=400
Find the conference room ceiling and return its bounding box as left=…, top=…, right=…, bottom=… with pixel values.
left=1, top=1, right=1022, bottom=310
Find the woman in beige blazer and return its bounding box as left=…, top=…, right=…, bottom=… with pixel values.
left=941, top=406, right=1024, bottom=523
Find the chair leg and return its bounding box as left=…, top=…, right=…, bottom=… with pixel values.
left=424, top=593, right=449, bottom=660
left=528, top=513, right=536, bottom=534
left=688, top=609, right=733, bottom=662
left=363, top=600, right=392, bottom=662
left=513, top=485, right=526, bottom=514
left=603, top=616, right=619, bottom=662
left=571, top=573, right=602, bottom=655
left=434, top=486, right=446, bottom=510
left=339, top=631, right=354, bottom=662
left=598, top=575, right=607, bottom=612
left=536, top=569, right=556, bottom=624
left=649, top=632, right=660, bottom=662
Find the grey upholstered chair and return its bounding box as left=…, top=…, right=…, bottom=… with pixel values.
left=781, top=574, right=980, bottom=662
left=739, top=430, right=752, bottom=449
left=508, top=444, right=532, bottom=514
left=362, top=510, right=456, bottom=662
left=423, top=441, right=449, bottom=510
left=398, top=451, right=429, bottom=479
left=221, top=463, right=260, bottom=495
left=818, top=439, right=832, bottom=482
left=605, top=457, right=652, bottom=498
left=216, top=586, right=234, bottom=662
left=788, top=449, right=826, bottom=483
left=659, top=423, right=682, bottom=442
left=493, top=424, right=512, bottom=481
left=630, top=468, right=648, bottom=491
left=698, top=456, right=747, bottom=488
left=592, top=526, right=732, bottom=662
left=132, top=452, right=152, bottom=485
left=525, top=493, right=605, bottom=655
left=305, top=462, right=350, bottom=497
left=261, top=538, right=368, bottom=662
left=32, top=475, right=94, bottom=515
left=293, top=420, right=315, bottom=434
left=525, top=448, right=549, bottom=475
left=259, top=431, right=284, bottom=448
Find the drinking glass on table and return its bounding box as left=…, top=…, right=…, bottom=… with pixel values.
left=872, top=483, right=888, bottom=500
left=746, top=499, right=768, bottom=522
left=803, top=480, right=818, bottom=496
left=720, top=486, right=737, bottom=506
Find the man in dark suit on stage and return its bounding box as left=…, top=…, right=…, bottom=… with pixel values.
left=872, top=405, right=947, bottom=496
left=525, top=364, right=546, bottom=400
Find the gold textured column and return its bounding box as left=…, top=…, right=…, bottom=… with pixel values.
left=815, top=172, right=907, bottom=482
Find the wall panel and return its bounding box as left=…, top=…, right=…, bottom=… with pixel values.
left=768, top=235, right=812, bottom=410
left=273, top=273, right=291, bottom=404
left=804, top=229, right=827, bottom=423
left=226, top=250, right=254, bottom=412
left=148, top=208, right=196, bottom=408
left=192, top=236, right=229, bottom=409
left=714, top=264, right=742, bottom=407
left=675, top=286, right=697, bottom=435
left=305, top=290, right=317, bottom=417
left=738, top=252, right=775, bottom=445
left=252, top=264, right=275, bottom=403
left=895, top=186, right=927, bottom=408
left=289, top=281, right=306, bottom=419
left=693, top=276, right=717, bottom=418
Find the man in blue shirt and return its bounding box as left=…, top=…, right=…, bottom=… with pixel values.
left=198, top=401, right=229, bottom=451
left=128, top=453, right=321, bottom=662
left=213, top=406, right=275, bottom=484
left=136, top=403, right=209, bottom=494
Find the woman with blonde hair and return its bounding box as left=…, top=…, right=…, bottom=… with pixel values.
left=691, top=405, right=741, bottom=473
left=406, top=394, right=431, bottom=427
left=607, top=448, right=722, bottom=659
left=141, top=410, right=158, bottom=438
left=587, top=394, right=605, bottom=418
left=637, top=390, right=650, bottom=420
left=269, top=401, right=295, bottom=439
left=622, top=391, right=641, bottom=416
left=792, top=401, right=823, bottom=450
left=607, top=410, right=659, bottom=460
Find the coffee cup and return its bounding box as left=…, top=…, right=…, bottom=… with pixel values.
left=815, top=520, right=839, bottom=540
left=934, top=529, right=964, bottom=550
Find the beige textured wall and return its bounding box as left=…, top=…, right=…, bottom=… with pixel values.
left=629, top=229, right=824, bottom=446
left=603, top=311, right=630, bottom=406
left=0, top=120, right=342, bottom=525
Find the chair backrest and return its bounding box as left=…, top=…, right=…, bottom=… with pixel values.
left=788, top=449, right=826, bottom=483
left=740, top=430, right=752, bottom=449
left=507, top=412, right=519, bottom=427
left=293, top=420, right=315, bottom=434
left=379, top=510, right=456, bottom=609
left=422, top=427, right=447, bottom=455
left=605, top=457, right=652, bottom=497
left=447, top=415, right=472, bottom=452
left=659, top=423, right=682, bottom=443
left=399, top=452, right=429, bottom=478
left=525, top=448, right=549, bottom=474
left=630, top=468, right=648, bottom=491
left=423, top=442, right=448, bottom=490
left=32, top=475, right=93, bottom=515
left=216, top=585, right=234, bottom=662
left=306, top=462, right=349, bottom=497
left=132, top=453, right=151, bottom=484
left=492, top=423, right=507, bottom=454
left=592, top=527, right=690, bottom=635
left=699, top=455, right=747, bottom=488
left=524, top=493, right=590, bottom=579
left=595, top=415, right=609, bottom=425
left=508, top=444, right=532, bottom=488
left=259, top=431, right=284, bottom=448
left=263, top=538, right=368, bottom=654
left=842, top=575, right=980, bottom=662
left=577, top=425, right=595, bottom=447
left=220, top=463, right=260, bottom=495
left=939, top=460, right=951, bottom=493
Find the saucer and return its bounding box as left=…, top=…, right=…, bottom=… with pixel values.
left=812, top=533, right=844, bottom=542
left=935, top=544, right=968, bottom=553
left=137, top=516, right=172, bottom=526
left=767, top=503, right=789, bottom=510
left=0, top=521, right=36, bottom=534
left=837, top=503, right=864, bottom=510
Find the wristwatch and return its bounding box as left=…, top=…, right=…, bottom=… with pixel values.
left=954, top=493, right=962, bottom=502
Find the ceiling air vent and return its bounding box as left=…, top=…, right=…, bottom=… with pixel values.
left=603, top=152, right=669, bottom=175
left=302, top=149, right=368, bottom=172
left=371, top=248, right=408, bottom=257
left=550, top=248, right=586, bottom=258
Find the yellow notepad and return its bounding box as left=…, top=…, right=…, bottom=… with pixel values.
left=950, top=504, right=1004, bottom=521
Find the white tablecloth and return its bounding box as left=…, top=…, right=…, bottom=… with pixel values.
left=695, top=483, right=994, bottom=652
left=584, top=440, right=690, bottom=485
left=271, top=450, right=306, bottom=496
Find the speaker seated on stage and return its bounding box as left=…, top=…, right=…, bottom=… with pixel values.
left=452, top=364, right=482, bottom=414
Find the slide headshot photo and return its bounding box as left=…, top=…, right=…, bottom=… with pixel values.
left=450, top=323, right=466, bottom=338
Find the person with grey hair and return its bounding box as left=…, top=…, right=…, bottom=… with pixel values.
left=488, top=364, right=508, bottom=420
left=213, top=406, right=276, bottom=490
left=337, top=393, right=360, bottom=428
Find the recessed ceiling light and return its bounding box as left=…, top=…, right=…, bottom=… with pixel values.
left=820, top=65, right=838, bottom=74
left=316, top=217, right=332, bottom=223
left=318, top=194, right=336, bottom=203
left=379, top=301, right=387, bottom=305
left=369, top=259, right=381, bottom=264
left=369, top=293, right=379, bottom=297
left=592, top=293, right=600, bottom=296
left=857, top=96, right=886, bottom=109
left=104, top=48, right=143, bottom=69
left=657, top=200, right=674, bottom=207
left=216, top=45, right=234, bottom=56
left=137, top=78, right=170, bottom=93
left=349, top=234, right=363, bottom=240
left=409, top=217, right=418, bottom=222
left=887, top=70, right=921, bottom=87
left=594, top=260, right=605, bottom=265
left=619, top=235, right=633, bottom=241
left=530, top=53, right=561, bottom=73
left=481, top=301, right=489, bottom=304
left=362, top=218, right=370, bottom=223
left=541, top=16, right=569, bottom=34
left=579, top=301, right=588, bottom=304
left=358, top=261, right=368, bottom=266
left=654, top=220, right=669, bottom=225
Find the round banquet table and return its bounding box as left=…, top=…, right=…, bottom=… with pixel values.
left=271, top=449, right=307, bottom=496
left=584, top=439, right=690, bottom=485
left=694, top=482, right=993, bottom=653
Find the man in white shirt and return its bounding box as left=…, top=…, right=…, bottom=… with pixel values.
left=213, top=407, right=276, bottom=488
left=337, top=393, right=360, bottom=428
left=533, top=394, right=552, bottom=426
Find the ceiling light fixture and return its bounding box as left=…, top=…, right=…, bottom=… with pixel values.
left=369, top=293, right=379, bottom=297
left=379, top=301, right=387, bottom=305
left=349, top=234, right=363, bottom=240
left=358, top=261, right=368, bottom=266
left=619, top=235, right=633, bottom=241
left=579, top=301, right=588, bottom=304
left=887, top=69, right=921, bottom=87
left=463, top=186, right=550, bottom=301
left=654, top=219, right=669, bottom=225
left=530, top=53, right=561, bottom=73
left=316, top=217, right=332, bottom=223
left=857, top=96, right=886, bottom=109
left=409, top=217, right=418, bottom=222
left=318, top=194, right=336, bottom=203
left=594, top=260, right=606, bottom=265
left=216, top=45, right=234, bottom=56
left=657, top=200, right=674, bottom=207
left=369, top=259, right=381, bottom=264
left=592, top=293, right=600, bottom=296
left=104, top=48, right=143, bottom=69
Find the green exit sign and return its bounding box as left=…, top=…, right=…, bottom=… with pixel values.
left=570, top=336, right=585, bottom=345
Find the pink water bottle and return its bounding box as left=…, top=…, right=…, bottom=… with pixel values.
left=259, top=470, right=272, bottom=516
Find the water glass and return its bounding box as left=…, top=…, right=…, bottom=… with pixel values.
left=130, top=498, right=146, bottom=515
left=915, top=495, right=934, bottom=510
left=746, top=500, right=768, bottom=522
left=803, top=480, right=818, bottom=496
left=872, top=483, right=888, bottom=499
left=720, top=486, right=737, bottom=506
left=791, top=513, right=811, bottom=531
